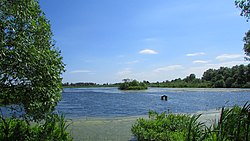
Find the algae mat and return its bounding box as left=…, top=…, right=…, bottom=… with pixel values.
left=67, top=116, right=146, bottom=141
left=67, top=110, right=220, bottom=141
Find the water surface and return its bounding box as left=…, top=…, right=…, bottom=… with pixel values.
left=57, top=87, right=250, bottom=118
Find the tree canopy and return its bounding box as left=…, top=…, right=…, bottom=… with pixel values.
left=235, top=0, right=250, bottom=60
left=235, top=0, right=250, bottom=20
left=0, top=0, right=65, bottom=121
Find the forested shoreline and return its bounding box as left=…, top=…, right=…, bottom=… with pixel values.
left=63, top=64, right=250, bottom=88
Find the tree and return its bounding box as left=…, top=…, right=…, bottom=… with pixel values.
left=0, top=0, right=65, bottom=121
left=214, top=79, right=226, bottom=88
left=184, top=74, right=196, bottom=82
left=235, top=0, right=250, bottom=20
left=235, top=0, right=250, bottom=60
left=243, top=30, right=250, bottom=60
left=202, top=69, right=216, bottom=82
left=235, top=64, right=246, bottom=86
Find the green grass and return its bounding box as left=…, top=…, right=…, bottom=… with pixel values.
left=131, top=102, right=250, bottom=141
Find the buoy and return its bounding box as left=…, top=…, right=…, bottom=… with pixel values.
left=161, top=95, right=168, bottom=101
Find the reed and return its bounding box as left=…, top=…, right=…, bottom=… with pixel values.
left=131, top=102, right=250, bottom=141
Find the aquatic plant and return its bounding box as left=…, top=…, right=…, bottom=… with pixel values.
left=131, top=102, right=250, bottom=141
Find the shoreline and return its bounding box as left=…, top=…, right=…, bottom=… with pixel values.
left=68, top=109, right=221, bottom=141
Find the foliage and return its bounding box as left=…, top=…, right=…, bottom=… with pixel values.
left=202, top=65, right=250, bottom=88
left=0, top=0, right=65, bottom=120
left=131, top=111, right=207, bottom=141
left=0, top=113, right=72, bottom=141
left=209, top=103, right=250, bottom=141
left=235, top=0, right=250, bottom=60
left=235, top=0, right=250, bottom=20
left=243, top=30, right=250, bottom=60
left=119, top=79, right=148, bottom=90
left=131, top=102, right=250, bottom=141
left=149, top=64, right=250, bottom=88
left=0, top=0, right=71, bottom=140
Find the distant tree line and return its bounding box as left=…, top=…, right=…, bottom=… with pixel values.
left=202, top=64, right=250, bottom=88
left=150, top=64, right=250, bottom=88
left=63, top=64, right=250, bottom=88
left=63, top=82, right=98, bottom=87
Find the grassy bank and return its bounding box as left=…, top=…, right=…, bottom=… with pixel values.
left=68, top=103, right=249, bottom=141
left=132, top=103, right=249, bottom=141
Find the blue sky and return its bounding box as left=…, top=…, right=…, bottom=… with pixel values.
left=40, top=0, right=249, bottom=84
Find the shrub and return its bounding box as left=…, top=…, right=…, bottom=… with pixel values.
left=131, top=111, right=206, bottom=141
left=131, top=102, right=250, bottom=141
left=0, top=113, right=72, bottom=141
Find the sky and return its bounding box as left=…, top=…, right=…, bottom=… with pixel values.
left=39, top=0, right=249, bottom=84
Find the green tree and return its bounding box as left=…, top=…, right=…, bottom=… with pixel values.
left=214, top=79, right=226, bottom=88
left=184, top=74, right=196, bottom=82
left=0, top=0, right=65, bottom=121
left=235, top=0, right=250, bottom=20
left=246, top=64, right=250, bottom=82
left=225, top=77, right=234, bottom=88
left=243, top=30, right=250, bottom=60
left=235, top=0, right=250, bottom=60
left=236, top=64, right=246, bottom=86
left=202, top=69, right=216, bottom=82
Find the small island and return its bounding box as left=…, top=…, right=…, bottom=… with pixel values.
left=118, top=79, right=148, bottom=90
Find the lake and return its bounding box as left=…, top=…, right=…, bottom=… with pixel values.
left=57, top=87, right=250, bottom=119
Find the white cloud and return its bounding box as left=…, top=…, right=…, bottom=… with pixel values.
left=192, top=60, right=209, bottom=64
left=186, top=52, right=205, bottom=57
left=154, top=65, right=184, bottom=72
left=139, top=49, right=158, bottom=54
left=69, top=70, right=91, bottom=74
left=216, top=54, right=243, bottom=61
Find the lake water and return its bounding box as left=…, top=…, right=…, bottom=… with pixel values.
left=57, top=87, right=250, bottom=119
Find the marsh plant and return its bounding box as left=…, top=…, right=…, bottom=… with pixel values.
left=0, top=113, right=72, bottom=141
left=131, top=102, right=249, bottom=141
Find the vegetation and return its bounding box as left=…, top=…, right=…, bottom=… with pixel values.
left=235, top=0, right=250, bottom=60
left=149, top=74, right=212, bottom=88
left=119, top=79, right=148, bottom=90
left=131, top=102, right=250, bottom=141
left=62, top=82, right=118, bottom=88
left=235, top=0, right=250, bottom=21
left=0, top=0, right=71, bottom=140
left=150, top=64, right=250, bottom=88
left=63, top=64, right=250, bottom=89
left=202, top=64, right=250, bottom=88
left=0, top=0, right=65, bottom=121
left=0, top=114, right=72, bottom=141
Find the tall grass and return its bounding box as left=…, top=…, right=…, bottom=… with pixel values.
left=208, top=102, right=250, bottom=141
left=131, top=102, right=250, bottom=141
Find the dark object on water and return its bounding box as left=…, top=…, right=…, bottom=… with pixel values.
left=161, top=95, right=168, bottom=101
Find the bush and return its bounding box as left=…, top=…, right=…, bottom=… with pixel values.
left=0, top=114, right=72, bottom=141
left=131, top=102, right=250, bottom=141
left=131, top=111, right=206, bottom=141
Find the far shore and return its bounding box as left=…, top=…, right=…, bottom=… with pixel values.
left=63, top=86, right=250, bottom=91
left=68, top=109, right=221, bottom=141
